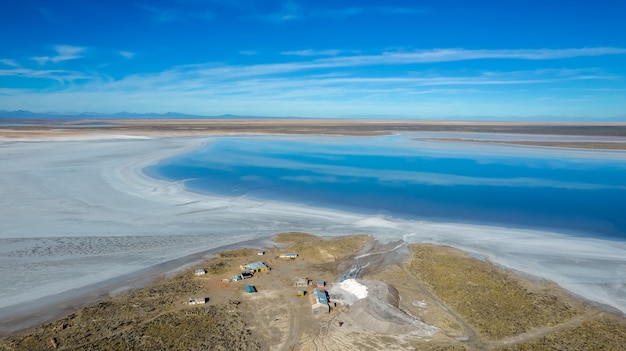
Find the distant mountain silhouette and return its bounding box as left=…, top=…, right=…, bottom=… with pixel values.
left=0, top=110, right=624, bottom=122
left=0, top=110, right=269, bottom=120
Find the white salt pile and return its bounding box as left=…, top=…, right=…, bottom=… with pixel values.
left=328, top=278, right=369, bottom=306
left=340, top=279, right=368, bottom=299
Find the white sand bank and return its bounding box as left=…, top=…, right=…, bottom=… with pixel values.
left=0, top=135, right=625, bottom=334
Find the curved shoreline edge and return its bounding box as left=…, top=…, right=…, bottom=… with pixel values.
left=0, top=133, right=625, bottom=335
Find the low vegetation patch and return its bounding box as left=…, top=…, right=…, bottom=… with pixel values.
left=272, top=232, right=318, bottom=243
left=408, top=245, right=580, bottom=340
left=206, top=260, right=229, bottom=275
left=89, top=306, right=259, bottom=351
left=274, top=232, right=371, bottom=262
left=218, top=249, right=257, bottom=258
left=495, top=315, right=626, bottom=351
left=0, top=270, right=258, bottom=351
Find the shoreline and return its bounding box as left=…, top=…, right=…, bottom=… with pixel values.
left=1, top=132, right=625, bottom=334
left=2, top=233, right=625, bottom=350
left=3, top=118, right=626, bottom=143
left=420, top=137, right=626, bottom=150
left=0, top=235, right=277, bottom=336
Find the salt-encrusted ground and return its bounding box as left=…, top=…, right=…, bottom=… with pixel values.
left=1, top=134, right=625, bottom=333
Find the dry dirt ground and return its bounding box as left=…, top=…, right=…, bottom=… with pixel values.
left=1, top=234, right=625, bottom=351
left=3, top=119, right=626, bottom=142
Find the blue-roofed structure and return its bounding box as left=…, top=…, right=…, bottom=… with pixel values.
left=311, top=288, right=329, bottom=315
left=244, top=285, right=257, bottom=293
left=240, top=261, right=269, bottom=272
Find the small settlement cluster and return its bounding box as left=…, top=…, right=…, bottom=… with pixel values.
left=189, top=251, right=331, bottom=315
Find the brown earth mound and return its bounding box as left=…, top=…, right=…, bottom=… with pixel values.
left=347, top=280, right=438, bottom=336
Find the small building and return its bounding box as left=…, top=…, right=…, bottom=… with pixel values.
left=311, top=288, right=330, bottom=315
left=317, top=280, right=325, bottom=288
left=244, top=285, right=257, bottom=293
left=257, top=251, right=265, bottom=256
left=295, top=277, right=310, bottom=287
left=233, top=275, right=243, bottom=282
left=297, top=290, right=306, bottom=297
left=194, top=269, right=207, bottom=276
left=188, top=297, right=207, bottom=305
left=279, top=253, right=298, bottom=259
left=241, top=271, right=254, bottom=279
left=240, top=262, right=270, bottom=273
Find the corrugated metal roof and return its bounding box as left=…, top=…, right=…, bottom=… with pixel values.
left=247, top=262, right=267, bottom=269
left=313, top=288, right=328, bottom=305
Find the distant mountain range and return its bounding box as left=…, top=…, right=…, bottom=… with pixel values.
left=0, top=110, right=262, bottom=120
left=0, top=110, right=624, bottom=122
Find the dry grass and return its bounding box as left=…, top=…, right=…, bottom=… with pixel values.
left=0, top=268, right=259, bottom=351
left=408, top=245, right=581, bottom=340
left=3, top=237, right=624, bottom=351
left=273, top=232, right=371, bottom=263
left=495, top=315, right=626, bottom=351
left=407, top=343, right=470, bottom=351
left=218, top=249, right=257, bottom=258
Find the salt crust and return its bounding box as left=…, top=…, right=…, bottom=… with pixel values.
left=339, top=279, right=369, bottom=300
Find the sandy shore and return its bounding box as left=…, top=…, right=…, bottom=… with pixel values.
left=1, top=128, right=625, bottom=337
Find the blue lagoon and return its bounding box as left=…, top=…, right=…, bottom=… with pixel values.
left=150, top=135, right=626, bottom=240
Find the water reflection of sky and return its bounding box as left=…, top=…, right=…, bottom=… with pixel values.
left=151, top=136, right=626, bottom=240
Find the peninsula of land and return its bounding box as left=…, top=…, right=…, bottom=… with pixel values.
left=2, top=233, right=624, bottom=351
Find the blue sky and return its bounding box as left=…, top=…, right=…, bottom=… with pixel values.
left=1, top=0, right=625, bottom=119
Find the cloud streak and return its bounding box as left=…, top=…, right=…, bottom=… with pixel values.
left=281, top=49, right=344, bottom=56
left=32, top=45, right=87, bottom=65
left=0, top=59, right=19, bottom=67
left=119, top=51, right=135, bottom=59
left=2, top=46, right=625, bottom=118
left=158, top=47, right=626, bottom=80
left=137, top=4, right=214, bottom=23
left=0, top=67, right=91, bottom=82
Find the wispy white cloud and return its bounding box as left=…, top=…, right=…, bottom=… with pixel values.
left=258, top=1, right=303, bottom=22
left=278, top=1, right=303, bottom=21
left=32, top=45, right=87, bottom=65
left=146, top=47, right=626, bottom=81
left=0, top=59, right=19, bottom=67
left=239, top=50, right=258, bottom=56
left=258, top=4, right=426, bottom=22
left=311, top=47, right=626, bottom=67
left=119, top=51, right=136, bottom=59
left=137, top=4, right=214, bottom=23
left=378, top=7, right=428, bottom=15
left=0, top=67, right=91, bottom=82
left=311, top=6, right=426, bottom=18
left=137, top=4, right=184, bottom=22
left=281, top=49, right=343, bottom=56
left=311, top=7, right=362, bottom=18
left=3, top=46, right=625, bottom=118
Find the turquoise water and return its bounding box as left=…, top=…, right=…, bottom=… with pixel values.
left=149, top=136, right=626, bottom=240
